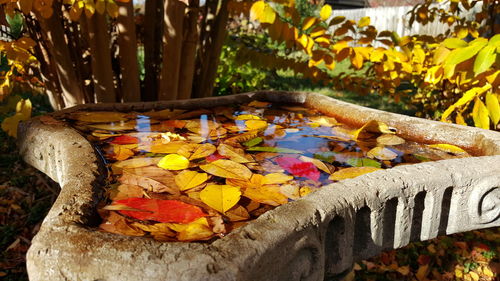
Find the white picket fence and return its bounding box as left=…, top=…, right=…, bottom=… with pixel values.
left=330, top=3, right=481, bottom=46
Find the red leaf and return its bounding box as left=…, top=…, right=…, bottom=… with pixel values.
left=115, top=198, right=207, bottom=223
left=206, top=153, right=227, bottom=162
left=110, top=135, right=139, bottom=145
left=275, top=157, right=320, bottom=181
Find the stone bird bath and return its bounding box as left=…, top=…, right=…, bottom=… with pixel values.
left=18, top=91, right=500, bottom=281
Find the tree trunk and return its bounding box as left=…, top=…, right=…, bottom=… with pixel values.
left=35, top=3, right=86, bottom=107
left=193, top=0, right=229, bottom=98
left=143, top=0, right=164, bottom=101
left=24, top=15, right=64, bottom=110
left=117, top=0, right=141, bottom=102
left=177, top=0, right=199, bottom=100
left=158, top=0, right=187, bottom=100
left=84, top=13, right=117, bottom=103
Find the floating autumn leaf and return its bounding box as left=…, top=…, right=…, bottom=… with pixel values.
left=246, top=146, right=303, bottom=154
left=428, top=143, right=468, bottom=155
left=244, top=185, right=288, bottom=206
left=109, top=184, right=144, bottom=200
left=177, top=143, right=217, bottom=160
left=367, top=147, right=399, bottom=161
left=142, top=109, right=186, bottom=120
left=376, top=134, right=405, bottom=145
left=69, top=111, right=128, bottom=123
left=200, top=159, right=252, bottom=180
left=235, top=114, right=261, bottom=120
left=307, top=116, right=338, bottom=127
left=225, top=205, right=251, bottom=221
left=262, top=173, right=294, bottom=185
left=114, top=198, right=207, bottom=223
left=175, top=170, right=208, bottom=191
left=247, top=100, right=270, bottom=108
left=132, top=222, right=176, bottom=240
left=298, top=155, right=332, bottom=174
left=99, top=211, right=146, bottom=237
left=111, top=144, right=135, bottom=161
left=120, top=168, right=179, bottom=194
left=87, top=121, right=137, bottom=131
left=206, top=153, right=227, bottom=162
left=329, top=166, right=382, bottom=181
left=243, top=137, right=263, bottom=147
left=345, top=157, right=382, bottom=168
left=217, top=143, right=253, bottom=163
left=245, top=119, right=268, bottom=130
left=157, top=154, right=190, bottom=170
left=275, top=157, right=320, bottom=181
left=168, top=218, right=214, bottom=241
left=354, top=120, right=395, bottom=141
left=143, top=141, right=185, bottom=154
left=111, top=157, right=163, bottom=174
left=200, top=185, right=241, bottom=213
left=110, top=135, right=140, bottom=145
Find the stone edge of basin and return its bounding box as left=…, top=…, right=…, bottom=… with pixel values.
left=18, top=91, right=500, bottom=281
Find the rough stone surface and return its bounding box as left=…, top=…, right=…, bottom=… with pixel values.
left=18, top=91, right=500, bottom=281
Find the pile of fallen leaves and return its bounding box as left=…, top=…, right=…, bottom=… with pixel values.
left=60, top=100, right=472, bottom=242
left=348, top=228, right=499, bottom=281
left=0, top=131, right=59, bottom=281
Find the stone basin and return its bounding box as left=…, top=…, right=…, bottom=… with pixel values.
left=18, top=91, right=500, bottom=281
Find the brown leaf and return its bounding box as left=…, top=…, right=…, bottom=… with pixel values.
left=200, top=159, right=252, bottom=180
left=177, top=143, right=217, bottom=160
left=217, top=143, right=254, bottom=163
left=120, top=167, right=179, bottom=194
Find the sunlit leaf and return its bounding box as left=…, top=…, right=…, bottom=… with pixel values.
left=320, top=4, right=332, bottom=21
left=177, top=143, right=216, bottom=160
left=472, top=98, right=490, bottom=129
left=376, top=134, right=405, bottom=145
left=157, top=154, right=190, bottom=170
left=346, top=157, right=381, bottom=168
left=427, top=144, right=467, bottom=154
left=485, top=93, right=500, bottom=126
left=246, top=146, right=303, bottom=154
left=262, top=172, right=294, bottom=184
left=200, top=184, right=241, bottom=213
left=329, top=167, right=381, bottom=181
left=250, top=0, right=276, bottom=24
left=357, top=16, right=370, bottom=28
left=367, top=147, right=399, bottom=161
left=200, top=159, right=252, bottom=180
left=175, top=170, right=208, bottom=191
left=217, top=143, right=253, bottom=163
left=113, top=198, right=207, bottom=223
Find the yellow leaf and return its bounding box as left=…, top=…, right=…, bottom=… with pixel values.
left=472, top=97, right=490, bottom=129
left=177, top=143, right=216, bottom=160
left=376, top=134, right=405, bottom=145
left=175, top=170, right=208, bottom=191
left=200, top=184, right=241, bottom=213
left=483, top=266, right=494, bottom=277
left=298, top=155, right=331, bottom=174
left=320, top=4, right=332, bottom=21
left=302, top=17, right=317, bottom=30
left=262, top=173, right=294, bottom=185
left=367, top=147, right=398, bottom=160
left=350, top=48, right=364, bottom=69
left=200, top=159, right=252, bottom=180
left=247, top=101, right=270, bottom=108
left=235, top=114, right=261, bottom=120
left=244, top=185, right=288, bottom=206
left=1, top=99, right=32, bottom=138
left=111, top=157, right=162, bottom=174
left=329, top=167, right=381, bottom=181
left=428, top=144, right=467, bottom=154
left=358, top=16, right=370, bottom=28
left=485, top=92, right=500, bottom=126
left=146, top=141, right=185, bottom=154
left=245, top=120, right=268, bottom=130
left=217, top=143, right=253, bottom=163
left=250, top=0, right=276, bottom=24
left=157, top=154, right=190, bottom=170
left=469, top=271, right=479, bottom=281
left=354, top=120, right=394, bottom=141
left=111, top=144, right=135, bottom=161
left=69, top=111, right=128, bottom=123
